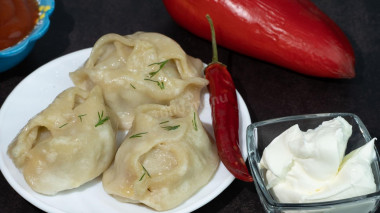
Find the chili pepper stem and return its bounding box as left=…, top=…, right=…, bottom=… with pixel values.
left=206, top=14, right=219, bottom=64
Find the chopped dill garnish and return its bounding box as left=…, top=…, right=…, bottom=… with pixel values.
left=139, top=163, right=151, bottom=181
left=142, top=164, right=151, bottom=177
left=192, top=112, right=198, bottom=131
left=144, top=78, right=165, bottom=90
left=95, top=111, right=109, bottom=127
left=162, top=125, right=180, bottom=131
left=129, top=132, right=148, bottom=138
left=78, top=114, right=87, bottom=122
left=130, top=83, right=136, bottom=89
left=148, top=60, right=169, bottom=78
left=159, top=120, right=169, bottom=124
left=59, top=123, right=68, bottom=128
left=139, top=173, right=146, bottom=181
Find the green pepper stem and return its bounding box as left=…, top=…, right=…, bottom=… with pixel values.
left=206, top=14, right=218, bottom=63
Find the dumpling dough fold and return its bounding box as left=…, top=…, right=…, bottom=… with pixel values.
left=8, top=86, right=116, bottom=195
left=102, top=104, right=219, bottom=211
left=70, top=32, right=208, bottom=130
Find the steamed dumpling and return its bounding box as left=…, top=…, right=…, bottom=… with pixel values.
left=8, top=86, right=116, bottom=195
left=70, top=32, right=208, bottom=130
left=102, top=104, right=219, bottom=211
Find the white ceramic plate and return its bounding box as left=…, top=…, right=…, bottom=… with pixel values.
left=0, top=48, right=252, bottom=213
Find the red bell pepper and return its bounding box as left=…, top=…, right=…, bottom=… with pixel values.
left=162, top=0, right=355, bottom=78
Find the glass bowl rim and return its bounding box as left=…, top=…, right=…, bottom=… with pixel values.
left=247, top=112, right=380, bottom=209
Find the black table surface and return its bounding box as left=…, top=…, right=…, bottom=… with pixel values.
left=1, top=0, right=380, bottom=212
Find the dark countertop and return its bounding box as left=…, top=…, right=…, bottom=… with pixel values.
left=0, top=0, right=379, bottom=212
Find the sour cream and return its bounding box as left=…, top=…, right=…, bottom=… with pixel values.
left=260, top=116, right=377, bottom=203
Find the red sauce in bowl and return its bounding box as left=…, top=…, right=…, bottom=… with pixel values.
left=0, top=0, right=39, bottom=51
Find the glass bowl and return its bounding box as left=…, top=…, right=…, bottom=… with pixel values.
left=0, top=0, right=55, bottom=73
left=247, top=113, right=380, bottom=213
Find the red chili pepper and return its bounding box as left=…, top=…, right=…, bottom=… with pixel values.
left=162, top=0, right=355, bottom=79
left=205, top=15, right=253, bottom=182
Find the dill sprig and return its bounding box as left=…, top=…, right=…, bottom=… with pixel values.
left=144, top=78, right=165, bottom=90
left=139, top=172, right=146, bottom=181
left=148, top=60, right=169, bottom=78
left=59, top=123, right=68, bottom=128
left=129, top=132, right=148, bottom=139
left=159, top=120, right=169, bottom=124
left=78, top=114, right=87, bottom=122
left=162, top=125, right=180, bottom=131
left=130, top=83, right=136, bottom=89
left=95, top=111, right=109, bottom=127
left=139, top=163, right=151, bottom=181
